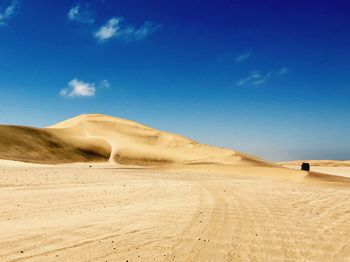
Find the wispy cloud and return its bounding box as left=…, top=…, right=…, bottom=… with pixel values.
left=67, top=4, right=94, bottom=24
left=60, top=79, right=96, bottom=97
left=94, top=17, right=121, bottom=41
left=235, top=51, right=252, bottom=62
left=132, top=21, right=161, bottom=40
left=237, top=67, right=288, bottom=86
left=237, top=71, right=265, bottom=86
left=278, top=67, right=288, bottom=75
left=94, top=17, right=160, bottom=42
left=0, top=0, right=19, bottom=26
left=99, top=79, right=110, bottom=89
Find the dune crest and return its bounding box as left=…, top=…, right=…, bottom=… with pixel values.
left=0, top=114, right=268, bottom=166
left=278, top=160, right=350, bottom=167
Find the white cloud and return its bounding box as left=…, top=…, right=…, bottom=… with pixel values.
left=67, top=4, right=94, bottom=24
left=0, top=0, right=19, bottom=26
left=235, top=51, right=252, bottom=62
left=60, top=79, right=96, bottom=97
left=94, top=17, right=122, bottom=41
left=94, top=17, right=160, bottom=42
left=237, top=68, right=287, bottom=86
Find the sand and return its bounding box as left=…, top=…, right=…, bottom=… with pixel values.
left=278, top=160, right=350, bottom=167
left=0, top=163, right=349, bottom=261
left=278, top=160, right=350, bottom=178
left=0, top=114, right=349, bottom=261
left=280, top=165, right=350, bottom=178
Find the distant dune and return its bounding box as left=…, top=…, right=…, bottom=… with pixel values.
left=0, top=114, right=268, bottom=166
left=277, top=160, right=350, bottom=167
left=277, top=160, right=350, bottom=179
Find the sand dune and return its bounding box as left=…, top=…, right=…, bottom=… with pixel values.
left=277, top=160, right=350, bottom=179
left=0, top=114, right=268, bottom=166
left=0, top=114, right=348, bottom=187
left=278, top=160, right=350, bottom=167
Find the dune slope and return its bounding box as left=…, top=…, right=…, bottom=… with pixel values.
left=0, top=114, right=269, bottom=166
left=278, top=159, right=350, bottom=167
left=0, top=125, right=110, bottom=164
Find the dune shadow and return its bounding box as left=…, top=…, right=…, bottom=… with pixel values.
left=305, top=171, right=350, bottom=185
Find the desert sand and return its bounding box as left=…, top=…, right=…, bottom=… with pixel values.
left=278, top=160, right=350, bottom=178
left=0, top=114, right=349, bottom=261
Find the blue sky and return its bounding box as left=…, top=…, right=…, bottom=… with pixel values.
left=0, top=0, right=349, bottom=161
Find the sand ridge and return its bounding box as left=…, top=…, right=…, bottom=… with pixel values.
left=277, top=160, right=350, bottom=167
left=0, top=114, right=268, bottom=166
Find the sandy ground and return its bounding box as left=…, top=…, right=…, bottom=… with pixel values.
left=283, top=165, right=350, bottom=178
left=1, top=163, right=350, bottom=262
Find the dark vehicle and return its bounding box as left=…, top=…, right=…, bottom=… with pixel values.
left=301, top=162, right=310, bottom=171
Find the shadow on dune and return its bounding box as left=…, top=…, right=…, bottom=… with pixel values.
left=113, top=150, right=174, bottom=166
left=305, top=171, right=350, bottom=185
left=0, top=125, right=110, bottom=164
